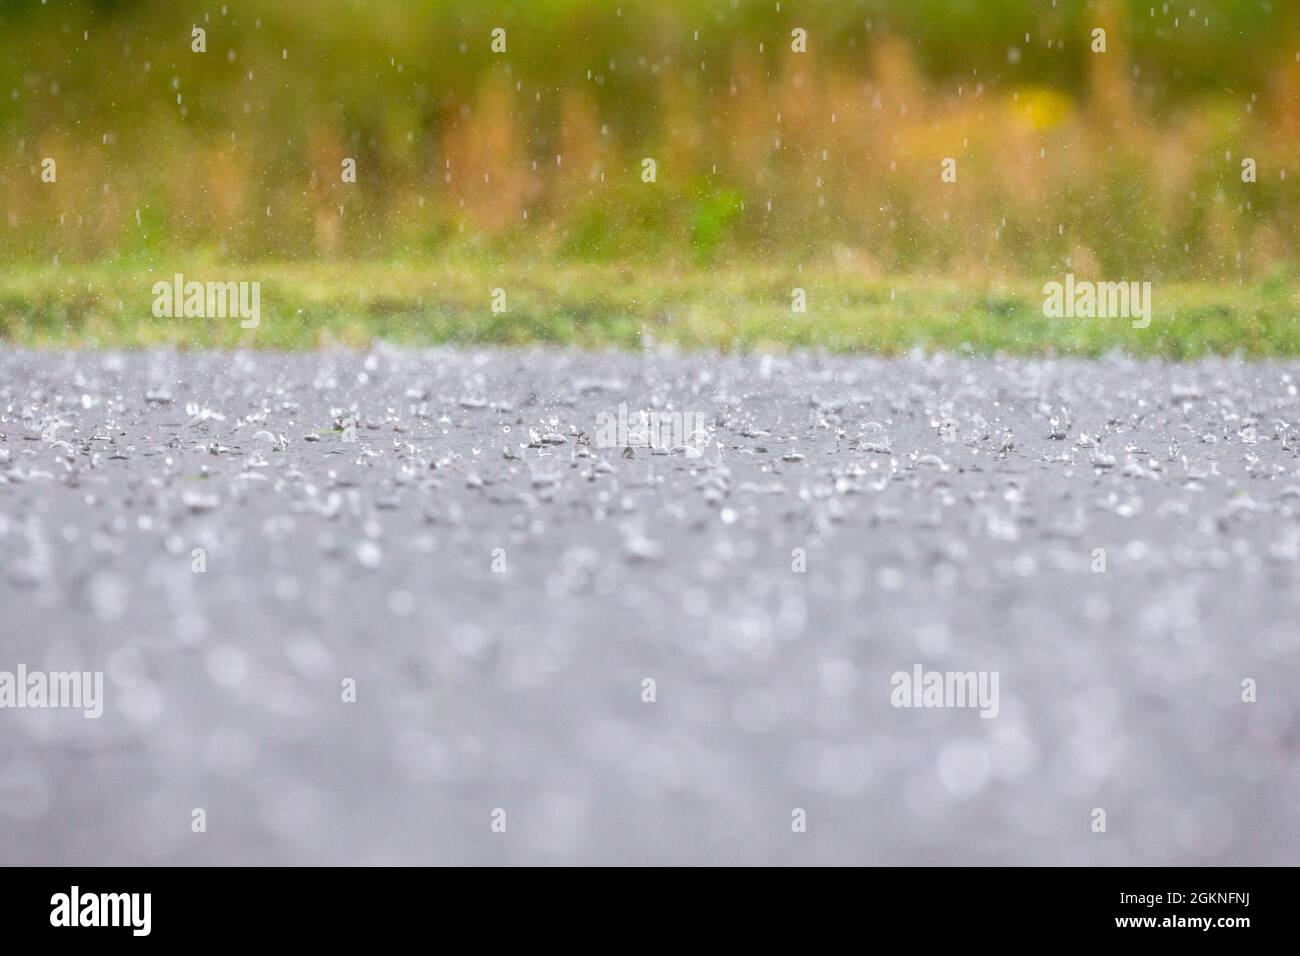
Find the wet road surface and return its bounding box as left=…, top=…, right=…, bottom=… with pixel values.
left=1, top=347, right=1298, bottom=864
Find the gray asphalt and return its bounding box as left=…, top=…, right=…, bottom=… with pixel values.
left=1, top=347, right=1298, bottom=865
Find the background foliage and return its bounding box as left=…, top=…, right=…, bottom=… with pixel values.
left=1, top=0, right=1297, bottom=280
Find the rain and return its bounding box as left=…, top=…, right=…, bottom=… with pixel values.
left=0, top=1, right=1298, bottom=872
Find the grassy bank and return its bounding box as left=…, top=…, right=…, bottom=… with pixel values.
left=2, top=259, right=1296, bottom=357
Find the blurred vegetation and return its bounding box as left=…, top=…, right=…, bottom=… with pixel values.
left=0, top=0, right=1296, bottom=281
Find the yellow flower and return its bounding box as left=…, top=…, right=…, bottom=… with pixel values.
left=1011, top=86, right=1074, bottom=130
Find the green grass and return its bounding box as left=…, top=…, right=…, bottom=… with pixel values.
left=1, top=259, right=1296, bottom=358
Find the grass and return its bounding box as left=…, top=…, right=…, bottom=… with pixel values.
left=1, top=258, right=1296, bottom=358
